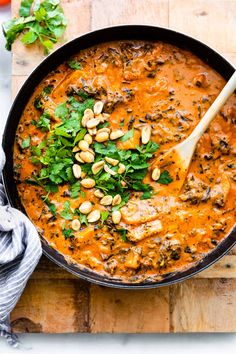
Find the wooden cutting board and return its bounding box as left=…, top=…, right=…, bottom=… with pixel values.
left=10, top=0, right=236, bottom=333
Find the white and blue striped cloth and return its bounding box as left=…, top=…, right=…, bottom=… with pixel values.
left=0, top=147, right=42, bottom=346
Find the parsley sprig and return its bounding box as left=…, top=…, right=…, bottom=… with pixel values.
left=2, top=0, right=67, bottom=54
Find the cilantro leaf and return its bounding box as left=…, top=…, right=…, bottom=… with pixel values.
left=120, top=128, right=134, bottom=142
left=45, top=183, right=58, bottom=193
left=74, top=128, right=87, bottom=145
left=44, top=197, right=57, bottom=216
left=35, top=112, right=51, bottom=131
left=70, top=181, right=81, bottom=199
left=157, top=170, right=173, bottom=185
left=67, top=59, right=81, bottom=70
left=43, top=85, right=53, bottom=94
left=21, top=30, right=38, bottom=44
left=141, top=190, right=152, bottom=200
left=21, top=137, right=31, bottom=149
left=2, top=16, right=35, bottom=51
left=55, top=102, right=68, bottom=119
left=62, top=228, right=74, bottom=239
left=79, top=213, right=88, bottom=225
left=93, top=141, right=117, bottom=155
left=117, top=228, right=128, bottom=242
left=19, top=0, right=34, bottom=17
left=101, top=211, right=109, bottom=224
left=132, top=181, right=152, bottom=193
left=60, top=201, right=73, bottom=220
left=139, top=141, right=160, bottom=154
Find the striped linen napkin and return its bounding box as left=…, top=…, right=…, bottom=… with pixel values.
left=0, top=147, right=42, bottom=346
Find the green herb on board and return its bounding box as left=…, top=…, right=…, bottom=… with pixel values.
left=2, top=0, right=67, bottom=54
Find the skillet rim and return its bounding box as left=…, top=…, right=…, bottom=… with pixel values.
left=2, top=24, right=236, bottom=289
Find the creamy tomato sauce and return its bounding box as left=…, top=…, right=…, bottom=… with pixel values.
left=14, top=41, right=236, bottom=282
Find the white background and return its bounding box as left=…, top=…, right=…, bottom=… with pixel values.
left=0, top=4, right=236, bottom=354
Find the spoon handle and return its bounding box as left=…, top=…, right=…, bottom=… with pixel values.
left=189, top=70, right=236, bottom=143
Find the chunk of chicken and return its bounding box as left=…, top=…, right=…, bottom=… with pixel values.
left=210, top=174, right=231, bottom=207
left=120, top=200, right=158, bottom=225
left=125, top=251, right=140, bottom=269
left=41, top=98, right=58, bottom=121
left=179, top=174, right=210, bottom=204
left=127, top=219, right=163, bottom=242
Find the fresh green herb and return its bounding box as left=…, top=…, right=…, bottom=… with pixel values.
left=157, top=170, right=173, bottom=185
left=120, top=128, right=134, bottom=142
left=31, top=140, right=46, bottom=156
left=34, top=111, right=51, bottom=131
left=30, top=97, right=94, bottom=189
left=2, top=0, right=67, bottom=54
left=43, top=85, right=53, bottom=94
left=137, top=141, right=160, bottom=154
left=55, top=102, right=68, bottom=119
left=79, top=213, right=88, bottom=225
left=117, top=228, right=128, bottom=242
left=80, top=190, right=86, bottom=198
left=45, top=183, right=58, bottom=194
left=62, top=228, right=74, bottom=239
left=21, top=137, right=31, bottom=149
left=34, top=96, right=43, bottom=110
left=74, top=128, right=87, bottom=145
left=101, top=211, right=109, bottom=224
left=19, top=0, right=34, bottom=17
left=112, top=194, right=130, bottom=211
left=60, top=201, right=73, bottom=220
left=44, top=197, right=57, bottom=216
left=140, top=190, right=152, bottom=200
left=30, top=156, right=40, bottom=164
left=67, top=59, right=81, bottom=70
left=88, top=140, right=160, bottom=206
left=70, top=181, right=81, bottom=199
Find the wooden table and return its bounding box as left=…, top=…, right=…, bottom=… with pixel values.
left=11, top=0, right=236, bottom=333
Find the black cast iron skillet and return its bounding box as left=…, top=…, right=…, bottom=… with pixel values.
left=2, top=25, right=236, bottom=289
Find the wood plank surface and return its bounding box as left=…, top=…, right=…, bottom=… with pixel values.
left=170, top=278, right=236, bottom=332
left=10, top=0, right=236, bottom=334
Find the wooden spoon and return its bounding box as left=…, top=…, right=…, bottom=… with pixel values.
left=152, top=71, right=236, bottom=191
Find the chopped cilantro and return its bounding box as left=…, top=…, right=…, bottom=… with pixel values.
left=120, top=128, right=134, bottom=142
left=43, top=85, right=53, bottom=94
left=34, top=96, right=43, bottom=110
left=60, top=201, right=73, bottom=220
left=101, top=211, right=109, bottom=224
left=74, top=128, right=87, bottom=145
left=70, top=181, right=81, bottom=199
left=117, top=228, right=128, bottom=242
left=140, top=190, right=152, bottom=200
left=19, top=0, right=34, bottom=17
left=34, top=111, right=51, bottom=131
left=62, top=228, right=74, bottom=239
left=55, top=102, right=68, bottom=119
left=44, top=197, right=57, bottom=216
left=79, top=213, right=88, bottom=225
left=67, top=59, right=81, bottom=70
left=30, top=97, right=95, bottom=188
left=91, top=139, right=159, bottom=205
left=158, top=170, right=173, bottom=185
left=21, top=137, right=31, bottom=149
left=31, top=140, right=46, bottom=157
left=45, top=184, right=58, bottom=194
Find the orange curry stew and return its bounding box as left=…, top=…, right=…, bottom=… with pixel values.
left=14, top=41, right=236, bottom=282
